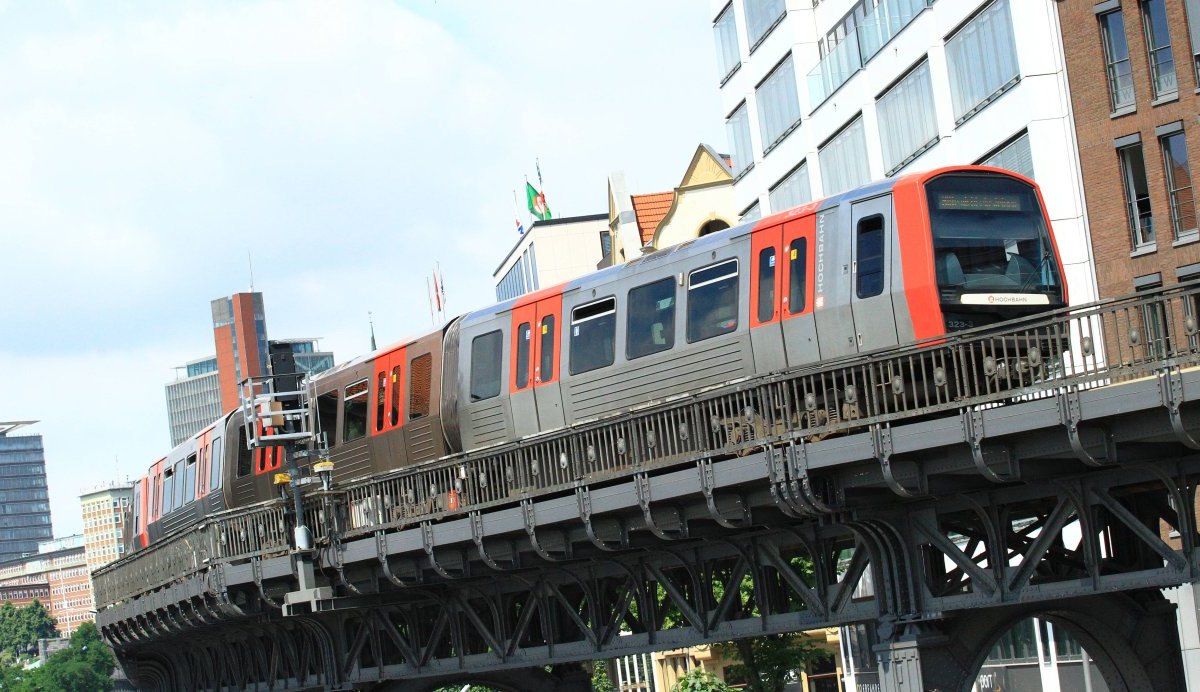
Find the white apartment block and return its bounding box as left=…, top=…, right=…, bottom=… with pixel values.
left=710, top=0, right=1099, bottom=306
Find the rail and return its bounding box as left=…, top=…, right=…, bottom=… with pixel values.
left=93, top=281, right=1200, bottom=609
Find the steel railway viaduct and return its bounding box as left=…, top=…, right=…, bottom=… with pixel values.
left=96, top=284, right=1200, bottom=691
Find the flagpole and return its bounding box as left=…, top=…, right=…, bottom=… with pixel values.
left=426, top=277, right=435, bottom=326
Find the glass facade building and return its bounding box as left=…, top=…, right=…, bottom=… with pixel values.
left=0, top=424, right=54, bottom=563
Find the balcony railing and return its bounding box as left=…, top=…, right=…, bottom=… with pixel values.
left=807, top=0, right=931, bottom=106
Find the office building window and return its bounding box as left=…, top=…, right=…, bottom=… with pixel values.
left=877, top=60, right=938, bottom=175
left=945, top=0, right=1019, bottom=125
left=741, top=201, right=762, bottom=223
left=1099, top=9, right=1135, bottom=111
left=1119, top=142, right=1155, bottom=248
left=978, top=130, right=1034, bottom=180
left=714, top=3, right=740, bottom=82
left=726, top=102, right=754, bottom=177
left=757, top=54, right=801, bottom=154
left=745, top=0, right=785, bottom=49
left=1161, top=129, right=1196, bottom=240
left=1186, top=0, right=1200, bottom=84
left=769, top=162, right=811, bottom=213
left=1140, top=0, right=1177, bottom=98
left=819, top=115, right=870, bottom=196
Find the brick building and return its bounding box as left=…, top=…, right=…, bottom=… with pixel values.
left=1057, top=0, right=1198, bottom=299
left=0, top=535, right=92, bottom=636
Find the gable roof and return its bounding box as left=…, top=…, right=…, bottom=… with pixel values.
left=631, top=191, right=675, bottom=245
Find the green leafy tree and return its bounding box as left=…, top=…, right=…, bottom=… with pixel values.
left=590, top=660, right=615, bottom=692
left=0, top=601, right=57, bottom=659
left=672, top=669, right=733, bottom=692
left=717, top=633, right=830, bottom=692
left=22, top=622, right=115, bottom=692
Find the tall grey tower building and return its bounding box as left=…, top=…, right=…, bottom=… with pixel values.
left=0, top=422, right=53, bottom=562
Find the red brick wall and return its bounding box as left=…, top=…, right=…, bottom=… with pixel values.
left=1058, top=0, right=1200, bottom=297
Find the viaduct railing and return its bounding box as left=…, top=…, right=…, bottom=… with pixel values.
left=93, top=281, right=1200, bottom=612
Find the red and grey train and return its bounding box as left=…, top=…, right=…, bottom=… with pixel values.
left=126, top=165, right=1067, bottom=551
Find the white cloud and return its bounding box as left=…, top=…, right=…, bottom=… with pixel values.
left=0, top=0, right=724, bottom=536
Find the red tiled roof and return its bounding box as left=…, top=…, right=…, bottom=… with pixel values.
left=631, top=192, right=675, bottom=245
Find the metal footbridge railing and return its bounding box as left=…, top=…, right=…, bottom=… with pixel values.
left=92, top=281, right=1200, bottom=612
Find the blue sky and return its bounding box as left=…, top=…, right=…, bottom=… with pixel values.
left=0, top=1, right=726, bottom=536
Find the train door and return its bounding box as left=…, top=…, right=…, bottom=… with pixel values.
left=781, top=215, right=821, bottom=366
left=532, top=294, right=565, bottom=431
left=851, top=194, right=899, bottom=351
left=510, top=303, right=540, bottom=438
left=749, top=224, right=788, bottom=373
left=812, top=207, right=857, bottom=358
left=371, top=348, right=408, bottom=472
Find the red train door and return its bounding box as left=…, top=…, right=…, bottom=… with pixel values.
left=531, top=293, right=565, bottom=430
left=749, top=223, right=787, bottom=373
left=510, top=303, right=539, bottom=438
left=781, top=215, right=821, bottom=366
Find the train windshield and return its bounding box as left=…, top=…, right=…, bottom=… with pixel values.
left=927, top=175, right=1062, bottom=296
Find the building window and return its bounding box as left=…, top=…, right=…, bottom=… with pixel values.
left=756, top=54, right=801, bottom=154
left=1119, top=142, right=1155, bottom=248
left=713, top=3, right=740, bottom=82
left=1161, top=129, right=1197, bottom=240
left=745, top=0, right=785, bottom=49
left=877, top=60, right=938, bottom=175
left=1140, top=0, right=1177, bottom=98
left=726, top=102, right=754, bottom=177
left=1186, top=0, right=1200, bottom=85
left=978, top=130, right=1034, bottom=179
left=770, top=162, right=811, bottom=213
left=570, top=298, right=616, bottom=375
left=945, top=0, right=1019, bottom=125
left=1099, top=9, right=1135, bottom=111
left=626, top=278, right=676, bottom=359
left=741, top=201, right=762, bottom=223
left=687, top=259, right=740, bottom=342
left=469, top=331, right=503, bottom=401
left=819, top=115, right=870, bottom=196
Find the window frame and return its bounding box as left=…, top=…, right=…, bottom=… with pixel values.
left=342, top=378, right=370, bottom=443
left=788, top=238, right=809, bottom=314
left=469, top=330, right=505, bottom=402
left=1118, top=142, right=1155, bottom=249
left=756, top=246, right=777, bottom=323
left=713, top=2, right=741, bottom=83
left=945, top=0, right=1020, bottom=126
left=515, top=322, right=532, bottom=389
left=686, top=258, right=741, bottom=343
left=1098, top=9, right=1135, bottom=112
left=1139, top=0, right=1178, bottom=99
left=626, top=277, right=677, bottom=360
left=855, top=215, right=886, bottom=299
left=755, top=53, right=801, bottom=155
left=569, top=297, right=617, bottom=375
left=1160, top=129, right=1197, bottom=240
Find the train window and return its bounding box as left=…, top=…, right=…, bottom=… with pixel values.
left=375, top=372, right=387, bottom=433
left=184, top=454, right=197, bottom=504
left=570, top=297, right=616, bottom=374
left=132, top=483, right=141, bottom=533
left=236, top=426, right=253, bottom=478
left=687, top=259, right=739, bottom=342
left=516, top=323, right=531, bottom=389
left=173, top=460, right=186, bottom=510
left=210, top=437, right=223, bottom=491
left=856, top=215, right=885, bottom=298
left=470, top=330, right=504, bottom=401
left=757, top=247, right=776, bottom=322
left=409, top=354, right=431, bottom=419
left=343, top=379, right=369, bottom=442
left=627, top=278, right=675, bottom=359
left=540, top=315, right=556, bottom=381
left=315, top=391, right=339, bottom=448
left=389, top=365, right=402, bottom=426
left=162, top=468, right=174, bottom=515
left=789, top=238, right=808, bottom=314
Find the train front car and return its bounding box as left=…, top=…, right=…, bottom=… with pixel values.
left=903, top=167, right=1067, bottom=335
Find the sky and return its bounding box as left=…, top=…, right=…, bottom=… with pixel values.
left=0, top=1, right=727, bottom=537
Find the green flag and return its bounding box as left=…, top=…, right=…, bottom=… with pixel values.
left=526, top=182, right=551, bottom=221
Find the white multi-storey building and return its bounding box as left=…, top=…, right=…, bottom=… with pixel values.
left=710, top=0, right=1098, bottom=306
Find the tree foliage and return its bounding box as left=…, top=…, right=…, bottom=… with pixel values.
left=672, top=668, right=733, bottom=692
left=717, top=633, right=830, bottom=692
left=0, top=622, right=115, bottom=691
left=590, top=660, right=615, bottom=692
left=0, top=601, right=56, bottom=659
